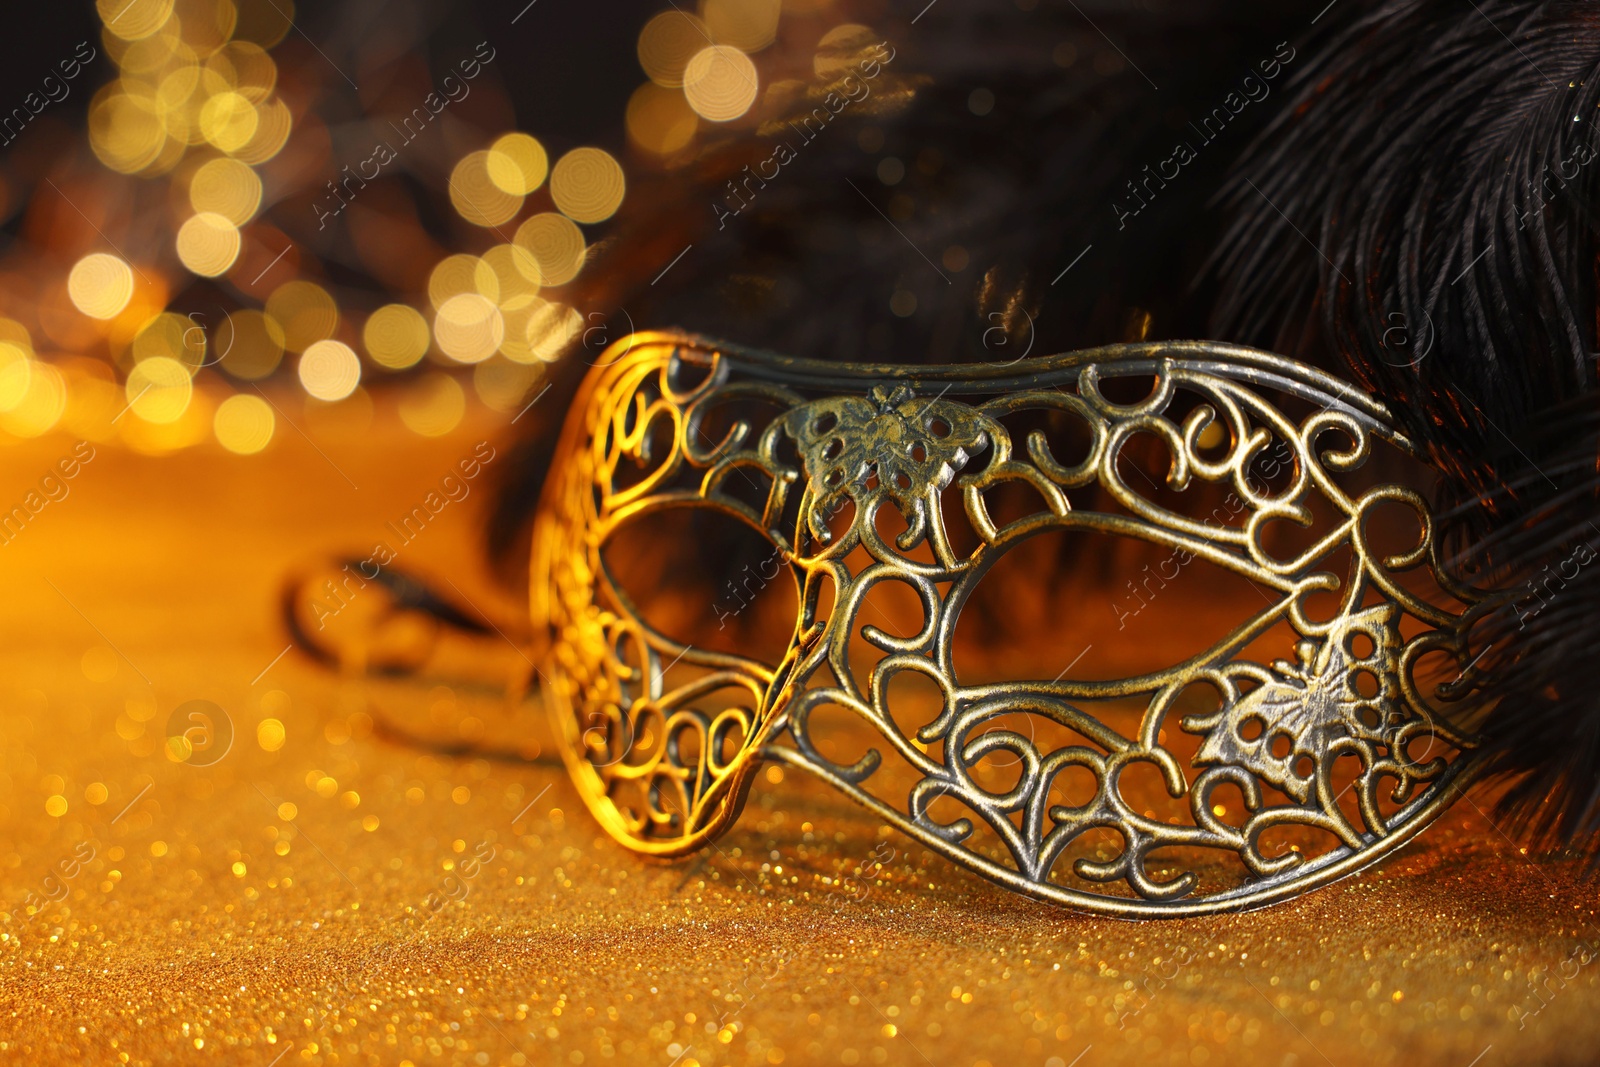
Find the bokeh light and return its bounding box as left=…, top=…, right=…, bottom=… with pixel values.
left=176, top=213, right=242, bottom=277
left=213, top=393, right=275, bottom=454
left=550, top=147, right=626, bottom=224
left=68, top=255, right=136, bottom=320
left=486, top=133, right=549, bottom=197
left=626, top=83, right=699, bottom=156
left=683, top=45, right=759, bottom=122
left=363, top=305, right=431, bottom=370
left=434, top=294, right=504, bottom=364
left=217, top=310, right=287, bottom=381
left=704, top=0, right=781, bottom=52
left=266, top=281, right=338, bottom=352
left=637, top=10, right=711, bottom=88
left=514, top=213, right=586, bottom=287
left=449, top=150, right=523, bottom=228
left=188, top=158, right=263, bottom=225
left=126, top=356, right=194, bottom=424
left=398, top=372, right=467, bottom=436
left=298, top=340, right=361, bottom=401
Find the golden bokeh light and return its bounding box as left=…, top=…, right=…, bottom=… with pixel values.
left=684, top=45, right=759, bottom=122
left=199, top=91, right=260, bottom=152
left=0, top=360, right=66, bottom=438
left=626, top=83, right=699, bottom=156
left=89, top=87, right=167, bottom=174
left=126, top=356, right=194, bottom=424
left=233, top=97, right=292, bottom=165
left=298, top=339, right=362, bottom=401
left=638, top=10, right=712, bottom=88
left=428, top=254, right=498, bottom=311
left=704, top=0, right=781, bottom=53
left=98, top=0, right=177, bottom=41
left=486, top=133, right=549, bottom=197
left=814, top=23, right=878, bottom=78
left=398, top=373, right=467, bottom=437
left=189, top=157, right=263, bottom=224
left=550, top=147, right=626, bottom=224
left=68, top=255, right=136, bottom=321
left=217, top=309, right=286, bottom=381
left=176, top=212, right=243, bottom=277
left=525, top=300, right=585, bottom=363
left=214, top=41, right=279, bottom=100
left=514, top=213, right=587, bottom=287
left=132, top=311, right=205, bottom=372
left=433, top=294, right=504, bottom=364
left=0, top=344, right=32, bottom=412
left=363, top=304, right=432, bottom=370
left=449, top=150, right=523, bottom=228
left=266, top=281, right=338, bottom=352
left=213, top=393, right=275, bottom=454
left=482, top=244, right=543, bottom=306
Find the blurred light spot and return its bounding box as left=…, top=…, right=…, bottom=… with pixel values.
left=877, top=157, right=905, bottom=185
left=398, top=373, right=467, bottom=437
left=277, top=801, right=297, bottom=821
left=626, top=83, right=699, bottom=156
left=550, top=147, right=626, bottom=224
left=684, top=46, right=759, bottom=123
left=127, top=356, right=193, bottom=424
left=199, top=91, right=259, bottom=152
left=968, top=87, right=995, bottom=116
left=486, top=133, right=549, bottom=196
left=429, top=254, right=498, bottom=311
left=132, top=311, right=205, bottom=372
left=434, top=294, right=504, bottom=364
left=362, top=814, right=380, bottom=831
left=638, top=10, right=712, bottom=87
left=85, top=782, right=109, bottom=805
left=704, top=0, right=781, bottom=52
left=452, top=786, right=471, bottom=805
left=0, top=344, right=32, bottom=411
left=231, top=861, right=247, bottom=877
left=298, top=340, right=361, bottom=401
left=363, top=304, right=431, bottom=370
left=189, top=158, right=263, bottom=224
left=514, top=213, right=586, bottom=287
left=482, top=243, right=542, bottom=305
left=218, top=309, right=285, bottom=381
left=67, top=254, right=135, bottom=320
left=449, top=150, right=523, bottom=228
left=89, top=88, right=167, bottom=173
left=257, top=717, right=286, bottom=751
left=233, top=97, right=292, bottom=164
left=524, top=300, right=584, bottom=363
left=150, top=840, right=168, bottom=857
left=0, top=361, right=66, bottom=438
left=266, top=280, right=338, bottom=352
left=45, top=794, right=67, bottom=817
left=213, top=394, right=275, bottom=454
left=942, top=245, right=969, bottom=272
left=176, top=212, right=242, bottom=277
left=98, top=0, right=176, bottom=41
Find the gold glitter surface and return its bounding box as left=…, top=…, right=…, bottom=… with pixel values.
left=0, top=411, right=1597, bottom=1067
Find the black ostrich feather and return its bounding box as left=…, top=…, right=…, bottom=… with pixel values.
left=1210, top=0, right=1600, bottom=854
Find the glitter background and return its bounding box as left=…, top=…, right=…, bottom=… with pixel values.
left=1, top=411, right=1597, bottom=1067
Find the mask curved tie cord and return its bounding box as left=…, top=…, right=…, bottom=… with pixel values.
left=280, top=557, right=563, bottom=769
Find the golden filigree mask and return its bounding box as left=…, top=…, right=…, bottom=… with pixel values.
left=530, top=331, right=1485, bottom=917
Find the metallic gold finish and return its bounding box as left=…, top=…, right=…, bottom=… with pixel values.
left=531, top=331, right=1485, bottom=917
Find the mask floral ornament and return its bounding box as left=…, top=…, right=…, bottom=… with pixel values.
left=530, top=331, right=1487, bottom=917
